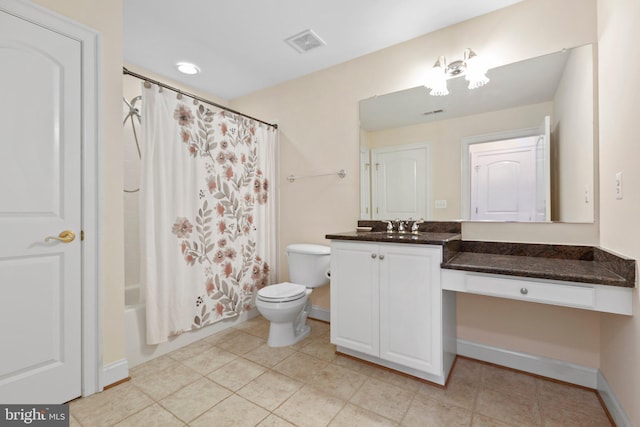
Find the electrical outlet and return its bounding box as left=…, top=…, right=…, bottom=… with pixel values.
left=584, top=185, right=589, bottom=203
left=435, top=200, right=447, bottom=209
left=615, top=172, right=623, bottom=200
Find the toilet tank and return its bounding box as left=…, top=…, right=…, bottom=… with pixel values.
left=286, top=243, right=330, bottom=288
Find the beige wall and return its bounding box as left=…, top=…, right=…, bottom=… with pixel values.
left=31, top=0, right=126, bottom=365
left=597, top=0, right=640, bottom=424
left=232, top=0, right=600, bottom=366
left=553, top=44, right=595, bottom=222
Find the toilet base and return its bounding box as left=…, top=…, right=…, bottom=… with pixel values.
left=267, top=321, right=310, bottom=347
left=265, top=299, right=312, bottom=347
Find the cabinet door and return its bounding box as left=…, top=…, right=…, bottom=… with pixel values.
left=330, top=241, right=379, bottom=356
left=379, top=244, right=442, bottom=373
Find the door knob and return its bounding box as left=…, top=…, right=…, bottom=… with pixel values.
left=45, top=230, right=76, bottom=243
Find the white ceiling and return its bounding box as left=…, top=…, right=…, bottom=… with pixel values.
left=123, top=0, right=523, bottom=100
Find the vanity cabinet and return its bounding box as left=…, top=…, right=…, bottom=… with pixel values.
left=330, top=240, right=454, bottom=384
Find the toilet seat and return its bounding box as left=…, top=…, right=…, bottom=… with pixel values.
left=257, top=282, right=307, bottom=303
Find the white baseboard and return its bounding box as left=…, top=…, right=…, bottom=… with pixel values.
left=309, top=305, right=330, bottom=322
left=457, top=339, right=633, bottom=425
left=597, top=370, right=633, bottom=427
left=457, top=339, right=597, bottom=388
left=102, top=359, right=129, bottom=389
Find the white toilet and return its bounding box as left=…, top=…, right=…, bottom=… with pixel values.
left=255, top=243, right=330, bottom=347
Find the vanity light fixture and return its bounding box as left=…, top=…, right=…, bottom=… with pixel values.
left=425, top=48, right=489, bottom=96
left=176, top=62, right=200, bottom=75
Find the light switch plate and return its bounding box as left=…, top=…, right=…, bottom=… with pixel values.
left=615, top=172, right=623, bottom=200
left=435, top=200, right=447, bottom=209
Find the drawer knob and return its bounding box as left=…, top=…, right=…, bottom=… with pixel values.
left=520, top=288, right=529, bottom=295
left=371, top=253, right=377, bottom=259
left=379, top=254, right=385, bottom=260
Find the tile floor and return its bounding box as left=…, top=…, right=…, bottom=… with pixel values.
left=70, top=317, right=613, bottom=426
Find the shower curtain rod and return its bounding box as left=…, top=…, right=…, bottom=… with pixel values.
left=122, top=67, right=278, bottom=129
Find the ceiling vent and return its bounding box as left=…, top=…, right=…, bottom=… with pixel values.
left=285, top=29, right=326, bottom=53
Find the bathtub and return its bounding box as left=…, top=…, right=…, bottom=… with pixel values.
left=125, top=283, right=258, bottom=368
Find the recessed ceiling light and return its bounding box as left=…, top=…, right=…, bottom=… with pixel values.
left=176, top=62, right=200, bottom=75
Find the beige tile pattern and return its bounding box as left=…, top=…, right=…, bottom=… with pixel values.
left=217, top=331, right=266, bottom=355
left=113, top=403, right=184, bottom=427
left=244, top=343, right=296, bottom=368
left=328, top=403, right=397, bottom=427
left=131, top=363, right=202, bottom=400
left=310, top=364, right=368, bottom=401
left=190, top=394, right=270, bottom=427
left=238, top=371, right=303, bottom=411
left=258, top=414, right=297, bottom=427
left=159, top=377, right=231, bottom=423
left=475, top=387, right=542, bottom=426
left=273, top=351, right=331, bottom=383
left=70, top=382, right=154, bottom=427
left=274, top=385, right=345, bottom=427
left=403, top=393, right=472, bottom=427
left=180, top=345, right=237, bottom=375
left=207, top=358, right=267, bottom=391
left=70, top=317, right=613, bottom=426
left=350, top=377, right=414, bottom=422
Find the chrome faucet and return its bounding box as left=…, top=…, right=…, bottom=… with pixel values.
left=411, top=218, right=425, bottom=233
left=395, top=218, right=407, bottom=233
left=385, top=220, right=394, bottom=232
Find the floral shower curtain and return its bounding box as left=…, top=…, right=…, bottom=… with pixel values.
left=140, top=84, right=276, bottom=345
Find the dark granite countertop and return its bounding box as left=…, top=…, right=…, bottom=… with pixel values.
left=325, top=231, right=461, bottom=246
left=442, top=252, right=631, bottom=287
left=442, top=241, right=636, bottom=288
left=326, top=221, right=636, bottom=288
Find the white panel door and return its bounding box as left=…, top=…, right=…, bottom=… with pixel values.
left=372, top=144, right=429, bottom=220
left=470, top=140, right=537, bottom=221
left=330, top=241, right=379, bottom=356
left=0, top=9, right=82, bottom=403
left=379, top=245, right=441, bottom=373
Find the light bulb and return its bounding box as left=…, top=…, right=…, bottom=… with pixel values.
left=176, top=62, right=200, bottom=75
left=426, top=56, right=449, bottom=96
left=464, top=49, right=489, bottom=89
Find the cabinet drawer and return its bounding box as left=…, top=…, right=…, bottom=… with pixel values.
left=465, top=274, right=595, bottom=308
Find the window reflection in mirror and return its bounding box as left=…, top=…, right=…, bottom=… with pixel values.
left=359, top=44, right=595, bottom=223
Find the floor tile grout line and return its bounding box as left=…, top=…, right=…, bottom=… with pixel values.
left=534, top=376, right=545, bottom=426
left=323, top=399, right=349, bottom=427
left=467, top=374, right=482, bottom=427
left=155, top=376, right=233, bottom=425
left=397, top=386, right=419, bottom=426
left=129, top=381, right=188, bottom=421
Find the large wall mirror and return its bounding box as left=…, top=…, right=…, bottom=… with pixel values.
left=359, top=44, right=596, bottom=223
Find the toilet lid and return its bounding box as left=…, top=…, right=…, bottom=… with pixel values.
left=257, top=282, right=306, bottom=301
